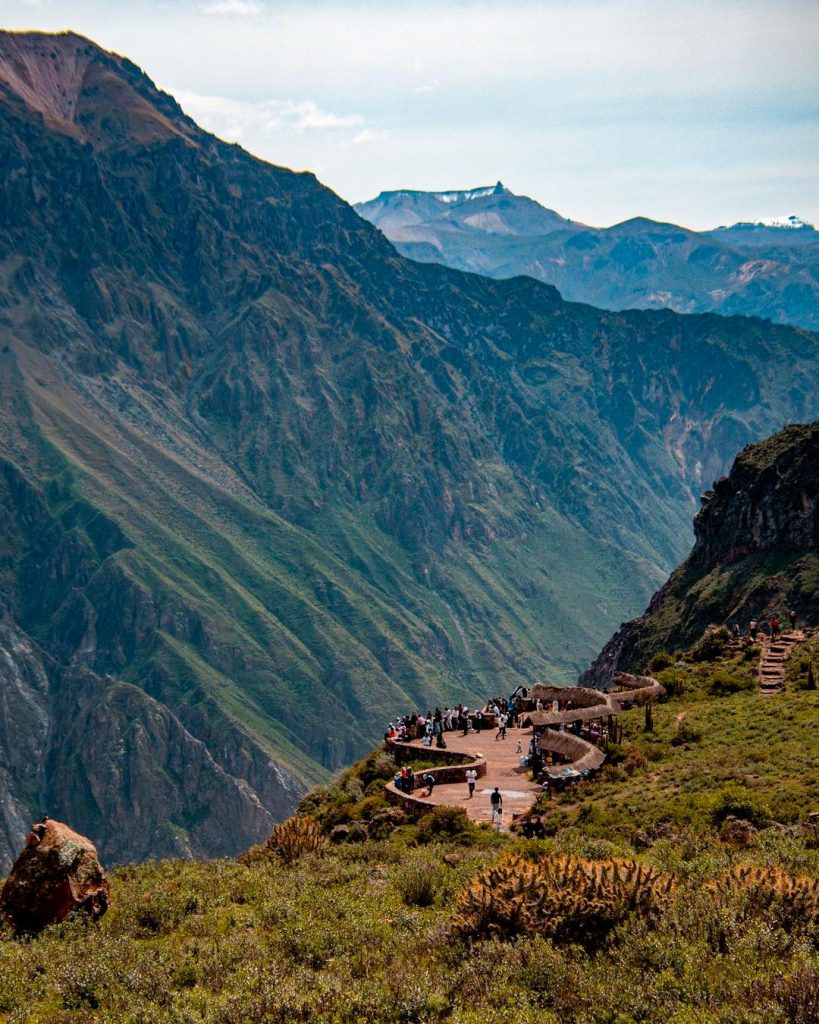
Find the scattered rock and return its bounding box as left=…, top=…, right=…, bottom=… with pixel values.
left=720, top=815, right=758, bottom=849
left=329, top=821, right=369, bottom=844
left=0, top=819, right=110, bottom=933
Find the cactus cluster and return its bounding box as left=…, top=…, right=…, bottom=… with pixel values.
left=451, top=853, right=675, bottom=947
left=722, top=864, right=819, bottom=930
left=265, top=816, right=327, bottom=863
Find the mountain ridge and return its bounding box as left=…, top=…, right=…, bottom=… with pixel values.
left=356, top=187, right=819, bottom=330
left=1, top=29, right=818, bottom=866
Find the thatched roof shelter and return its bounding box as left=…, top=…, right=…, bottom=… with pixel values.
left=610, top=672, right=665, bottom=706
left=539, top=730, right=605, bottom=774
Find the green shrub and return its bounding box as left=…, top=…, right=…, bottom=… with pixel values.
left=671, top=722, right=703, bottom=747
left=708, top=785, right=771, bottom=828
left=708, top=669, right=754, bottom=696
left=416, top=805, right=474, bottom=844
left=656, top=668, right=686, bottom=697
left=648, top=651, right=675, bottom=673
left=690, top=626, right=731, bottom=662
left=396, top=855, right=443, bottom=907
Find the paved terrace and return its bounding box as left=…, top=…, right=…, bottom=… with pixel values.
left=388, top=725, right=542, bottom=825
left=384, top=672, right=666, bottom=827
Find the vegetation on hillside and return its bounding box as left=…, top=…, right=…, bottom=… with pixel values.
left=1, top=637, right=818, bottom=1023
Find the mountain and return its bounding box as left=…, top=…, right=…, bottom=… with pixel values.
left=1, top=31, right=818, bottom=867
left=708, top=216, right=819, bottom=250
left=358, top=182, right=576, bottom=236
left=355, top=189, right=819, bottom=331
left=582, top=420, right=819, bottom=685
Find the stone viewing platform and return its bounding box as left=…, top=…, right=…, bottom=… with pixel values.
left=384, top=672, right=665, bottom=827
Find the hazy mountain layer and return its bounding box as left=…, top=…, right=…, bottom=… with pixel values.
left=356, top=187, right=819, bottom=331
left=0, top=31, right=817, bottom=865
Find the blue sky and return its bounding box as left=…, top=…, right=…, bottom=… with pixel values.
left=2, top=0, right=818, bottom=229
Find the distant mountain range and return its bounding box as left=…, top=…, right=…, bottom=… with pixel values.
left=355, top=184, right=819, bottom=330
left=0, top=32, right=817, bottom=866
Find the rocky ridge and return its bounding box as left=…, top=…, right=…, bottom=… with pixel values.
left=582, top=421, right=819, bottom=685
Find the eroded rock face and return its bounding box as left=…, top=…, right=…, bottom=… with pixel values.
left=0, top=819, right=110, bottom=933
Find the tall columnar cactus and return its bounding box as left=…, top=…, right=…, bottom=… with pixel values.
left=451, top=853, right=675, bottom=947
left=265, top=816, right=327, bottom=863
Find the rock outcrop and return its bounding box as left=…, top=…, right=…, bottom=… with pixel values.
left=582, top=421, right=819, bottom=684
left=0, top=819, right=110, bottom=933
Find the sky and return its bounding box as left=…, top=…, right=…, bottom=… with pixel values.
left=2, top=0, right=818, bottom=229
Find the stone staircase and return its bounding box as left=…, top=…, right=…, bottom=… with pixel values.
left=758, top=630, right=806, bottom=695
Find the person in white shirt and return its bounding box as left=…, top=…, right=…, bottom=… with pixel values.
left=465, top=768, right=478, bottom=798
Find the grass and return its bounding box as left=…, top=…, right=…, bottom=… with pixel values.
left=0, top=821, right=817, bottom=1023
left=2, top=640, right=819, bottom=1022
left=537, top=648, right=819, bottom=838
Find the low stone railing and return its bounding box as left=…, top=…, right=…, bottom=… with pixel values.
left=384, top=738, right=487, bottom=811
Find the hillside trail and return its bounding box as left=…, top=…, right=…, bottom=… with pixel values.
left=396, top=727, right=542, bottom=826
left=757, top=629, right=808, bottom=695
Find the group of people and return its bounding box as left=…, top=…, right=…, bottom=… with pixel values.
left=384, top=697, right=526, bottom=748
left=392, top=766, right=436, bottom=797
left=734, top=609, right=798, bottom=640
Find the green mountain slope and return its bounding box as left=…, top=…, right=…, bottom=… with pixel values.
left=0, top=31, right=818, bottom=865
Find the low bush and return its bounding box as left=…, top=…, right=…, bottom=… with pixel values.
left=416, top=805, right=474, bottom=844
left=708, top=669, right=754, bottom=695
left=708, top=785, right=771, bottom=829
left=671, top=722, right=703, bottom=747
left=648, top=651, right=675, bottom=673
left=690, top=626, right=731, bottom=662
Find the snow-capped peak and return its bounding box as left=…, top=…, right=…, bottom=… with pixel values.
left=432, top=182, right=509, bottom=204
left=721, top=214, right=814, bottom=231
left=756, top=215, right=810, bottom=229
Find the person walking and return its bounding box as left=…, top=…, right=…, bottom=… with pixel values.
left=489, top=786, right=503, bottom=825
left=749, top=619, right=757, bottom=640
left=495, top=713, right=507, bottom=741
left=465, top=767, right=477, bottom=798
left=788, top=609, right=797, bottom=631
left=771, top=616, right=780, bottom=639
left=423, top=773, right=435, bottom=798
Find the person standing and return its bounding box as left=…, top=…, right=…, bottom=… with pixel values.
left=771, top=617, right=780, bottom=639
left=788, top=609, right=797, bottom=631
left=489, top=786, right=502, bottom=826
left=465, top=767, right=477, bottom=798
left=749, top=619, right=757, bottom=640
left=474, top=710, right=483, bottom=733
left=495, top=713, right=507, bottom=741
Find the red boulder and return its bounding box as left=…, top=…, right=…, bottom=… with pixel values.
left=0, top=819, right=110, bottom=933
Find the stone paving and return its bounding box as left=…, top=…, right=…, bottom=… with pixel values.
left=397, top=724, right=542, bottom=825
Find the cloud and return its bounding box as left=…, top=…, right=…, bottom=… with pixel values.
left=202, top=0, right=263, bottom=16
left=173, top=90, right=363, bottom=142
left=352, top=129, right=390, bottom=145
left=414, top=84, right=435, bottom=95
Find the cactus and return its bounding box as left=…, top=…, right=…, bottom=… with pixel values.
left=721, top=864, right=819, bottom=930
left=264, top=816, right=327, bottom=863
left=451, top=853, right=675, bottom=947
